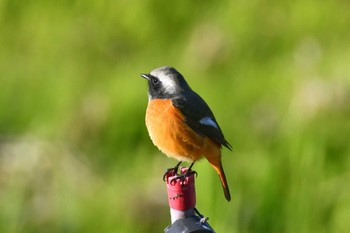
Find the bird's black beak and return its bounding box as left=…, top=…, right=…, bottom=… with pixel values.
left=141, top=74, right=150, bottom=80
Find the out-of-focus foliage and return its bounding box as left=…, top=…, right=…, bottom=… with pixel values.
left=0, top=0, right=349, bottom=232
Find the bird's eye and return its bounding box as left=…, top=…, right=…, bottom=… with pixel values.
left=152, top=77, right=159, bottom=85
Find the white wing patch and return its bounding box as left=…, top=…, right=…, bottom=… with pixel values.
left=199, top=117, right=219, bottom=129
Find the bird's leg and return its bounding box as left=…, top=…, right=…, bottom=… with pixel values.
left=163, top=161, right=182, bottom=181
left=170, top=162, right=197, bottom=184
left=182, top=162, right=198, bottom=177
left=187, top=162, right=194, bottom=171
left=173, top=161, right=182, bottom=173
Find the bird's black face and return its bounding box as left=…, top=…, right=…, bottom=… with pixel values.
left=141, top=73, right=167, bottom=99
left=141, top=66, right=190, bottom=100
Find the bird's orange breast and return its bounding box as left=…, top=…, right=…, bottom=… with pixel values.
left=145, top=99, right=220, bottom=162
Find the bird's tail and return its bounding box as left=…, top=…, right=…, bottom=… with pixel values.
left=208, top=158, right=231, bottom=201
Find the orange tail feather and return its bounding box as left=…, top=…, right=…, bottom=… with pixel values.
left=210, top=160, right=231, bottom=201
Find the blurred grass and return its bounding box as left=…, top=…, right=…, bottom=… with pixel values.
left=1, top=0, right=350, bottom=232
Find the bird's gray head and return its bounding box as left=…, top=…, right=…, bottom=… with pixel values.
left=141, top=66, right=190, bottom=100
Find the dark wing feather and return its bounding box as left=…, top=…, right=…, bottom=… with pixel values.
left=172, top=92, right=232, bottom=151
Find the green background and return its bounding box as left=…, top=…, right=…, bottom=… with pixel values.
left=1, top=0, right=350, bottom=232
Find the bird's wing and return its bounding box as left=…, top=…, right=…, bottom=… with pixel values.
left=172, top=92, right=232, bottom=151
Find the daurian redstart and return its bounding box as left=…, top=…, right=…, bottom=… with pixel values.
left=141, top=66, right=232, bottom=201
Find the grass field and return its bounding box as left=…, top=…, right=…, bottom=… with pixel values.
left=1, top=0, right=350, bottom=232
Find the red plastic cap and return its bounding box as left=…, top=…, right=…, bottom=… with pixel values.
left=165, top=167, right=196, bottom=211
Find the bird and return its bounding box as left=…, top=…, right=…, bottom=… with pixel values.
left=141, top=66, right=232, bottom=201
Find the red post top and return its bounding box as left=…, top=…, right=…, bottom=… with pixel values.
left=165, top=167, right=196, bottom=211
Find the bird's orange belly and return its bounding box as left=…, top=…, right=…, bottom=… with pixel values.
left=146, top=99, right=211, bottom=162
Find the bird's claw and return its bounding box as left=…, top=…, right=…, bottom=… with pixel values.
left=163, top=167, right=178, bottom=181
left=163, top=161, right=182, bottom=181
left=169, top=170, right=197, bottom=185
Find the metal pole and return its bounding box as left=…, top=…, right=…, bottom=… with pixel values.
left=164, top=167, right=215, bottom=233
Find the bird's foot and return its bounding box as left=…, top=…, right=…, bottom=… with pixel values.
left=163, top=167, right=177, bottom=181
left=169, top=169, right=197, bottom=185
left=163, top=161, right=182, bottom=181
